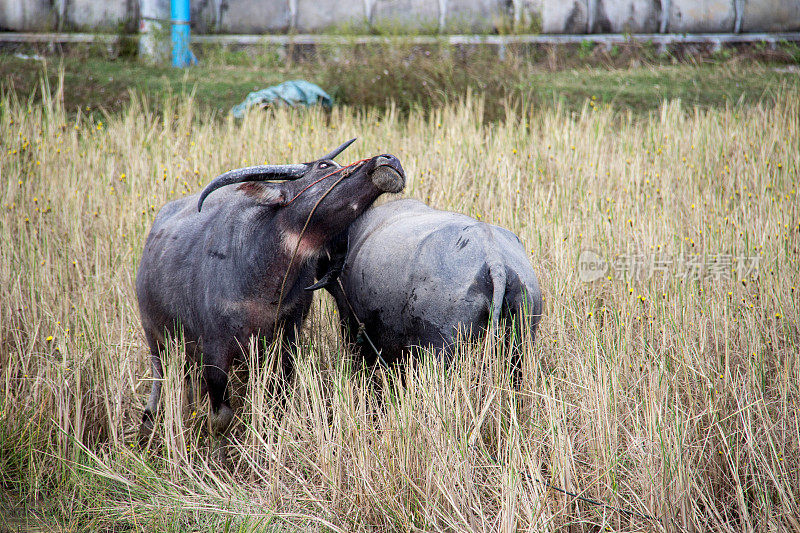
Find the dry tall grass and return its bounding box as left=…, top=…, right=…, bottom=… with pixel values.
left=1, top=77, right=798, bottom=532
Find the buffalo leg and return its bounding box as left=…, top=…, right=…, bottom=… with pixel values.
left=280, top=327, right=299, bottom=389
left=204, top=345, right=234, bottom=461
left=138, top=338, right=164, bottom=446
left=506, top=308, right=533, bottom=389
left=184, top=341, right=201, bottom=410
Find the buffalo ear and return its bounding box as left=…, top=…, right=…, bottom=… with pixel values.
left=305, top=239, right=347, bottom=291
left=236, top=182, right=286, bottom=206
left=304, top=271, right=336, bottom=291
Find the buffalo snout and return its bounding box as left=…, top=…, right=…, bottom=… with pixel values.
left=369, top=155, right=405, bottom=193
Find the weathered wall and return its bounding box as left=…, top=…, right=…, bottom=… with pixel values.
left=193, top=0, right=291, bottom=33
left=1, top=0, right=799, bottom=34
left=542, top=0, right=588, bottom=33
left=742, top=0, right=800, bottom=31
left=373, top=0, right=440, bottom=30
left=0, top=0, right=54, bottom=31
left=667, top=0, right=736, bottom=33
left=594, top=0, right=661, bottom=33
left=447, top=0, right=505, bottom=32
left=66, top=0, right=135, bottom=30
left=296, top=0, right=367, bottom=33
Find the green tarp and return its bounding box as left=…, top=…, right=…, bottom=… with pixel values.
left=231, top=80, right=332, bottom=118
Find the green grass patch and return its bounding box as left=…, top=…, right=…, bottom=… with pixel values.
left=2, top=51, right=798, bottom=121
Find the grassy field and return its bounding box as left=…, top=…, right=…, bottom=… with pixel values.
left=1, top=70, right=799, bottom=531
left=2, top=50, right=799, bottom=120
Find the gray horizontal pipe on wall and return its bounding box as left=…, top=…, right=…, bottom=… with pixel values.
left=2, top=30, right=798, bottom=46
left=1, top=0, right=799, bottom=34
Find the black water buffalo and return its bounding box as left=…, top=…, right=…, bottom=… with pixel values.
left=135, top=139, right=405, bottom=450
left=312, top=199, right=542, bottom=374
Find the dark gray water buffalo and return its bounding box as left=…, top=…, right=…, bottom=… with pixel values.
left=312, top=199, right=542, bottom=374
left=135, top=139, right=405, bottom=448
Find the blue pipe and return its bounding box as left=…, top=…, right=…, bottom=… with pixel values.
left=171, top=0, right=196, bottom=67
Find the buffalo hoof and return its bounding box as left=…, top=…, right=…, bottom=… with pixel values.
left=208, top=404, right=233, bottom=465
left=137, top=409, right=156, bottom=448
left=211, top=436, right=230, bottom=466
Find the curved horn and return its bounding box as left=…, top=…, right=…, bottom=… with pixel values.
left=197, top=164, right=307, bottom=211
left=319, top=138, right=356, bottom=161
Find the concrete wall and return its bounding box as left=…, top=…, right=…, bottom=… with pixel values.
left=594, top=0, right=661, bottom=33
left=372, top=0, right=441, bottom=31
left=0, top=0, right=54, bottom=31
left=742, top=0, right=800, bottom=31
left=66, top=0, right=135, bottom=30
left=667, top=0, right=736, bottom=33
left=193, top=0, right=291, bottom=33
left=541, top=0, right=588, bottom=33
left=296, top=0, right=367, bottom=33
left=1, top=0, right=799, bottom=34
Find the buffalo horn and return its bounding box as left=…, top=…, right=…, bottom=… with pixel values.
left=319, top=138, right=356, bottom=161
left=197, top=164, right=307, bottom=211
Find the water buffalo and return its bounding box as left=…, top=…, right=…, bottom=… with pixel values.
left=135, top=139, right=405, bottom=451
left=311, top=199, right=543, bottom=376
